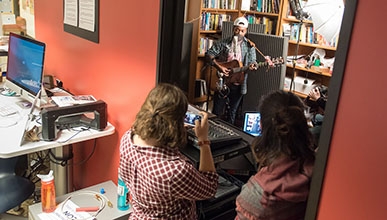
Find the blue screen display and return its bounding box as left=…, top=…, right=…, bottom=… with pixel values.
left=243, top=112, right=262, bottom=137
left=6, top=33, right=46, bottom=96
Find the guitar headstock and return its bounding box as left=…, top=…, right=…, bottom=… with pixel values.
left=265, top=56, right=284, bottom=67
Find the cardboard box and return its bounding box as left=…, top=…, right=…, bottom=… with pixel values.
left=293, top=76, right=315, bottom=95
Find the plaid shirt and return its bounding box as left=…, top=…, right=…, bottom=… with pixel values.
left=206, top=36, right=257, bottom=94
left=119, top=130, right=218, bottom=220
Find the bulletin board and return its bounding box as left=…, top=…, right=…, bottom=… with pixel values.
left=63, top=0, right=99, bottom=43
left=0, top=0, right=13, bottom=13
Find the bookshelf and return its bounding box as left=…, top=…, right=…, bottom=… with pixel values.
left=240, top=0, right=283, bottom=35
left=186, top=0, right=284, bottom=105
left=279, top=0, right=338, bottom=97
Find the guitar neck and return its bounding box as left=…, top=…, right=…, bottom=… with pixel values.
left=234, top=61, right=269, bottom=73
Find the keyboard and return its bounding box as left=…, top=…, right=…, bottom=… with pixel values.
left=187, top=119, right=242, bottom=150
left=0, top=105, right=18, bottom=117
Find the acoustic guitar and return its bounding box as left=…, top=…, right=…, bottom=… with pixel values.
left=210, top=57, right=284, bottom=93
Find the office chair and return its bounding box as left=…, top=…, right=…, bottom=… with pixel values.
left=0, top=156, right=35, bottom=214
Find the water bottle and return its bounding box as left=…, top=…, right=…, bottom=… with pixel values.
left=37, top=170, right=56, bottom=213
left=117, top=175, right=130, bottom=211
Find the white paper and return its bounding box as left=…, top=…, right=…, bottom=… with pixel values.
left=38, top=200, right=91, bottom=220
left=79, top=0, right=95, bottom=31
left=51, top=95, right=96, bottom=107
left=241, top=0, right=251, bottom=11
left=64, top=0, right=78, bottom=27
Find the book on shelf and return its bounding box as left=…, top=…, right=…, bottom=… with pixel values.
left=241, top=0, right=251, bottom=10
left=200, top=12, right=231, bottom=31
left=299, top=23, right=307, bottom=43
left=202, top=0, right=237, bottom=10
left=282, top=23, right=291, bottom=38
left=194, top=79, right=208, bottom=98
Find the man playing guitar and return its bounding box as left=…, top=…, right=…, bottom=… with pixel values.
left=205, top=16, right=258, bottom=125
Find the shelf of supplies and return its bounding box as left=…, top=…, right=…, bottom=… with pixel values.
left=202, top=8, right=239, bottom=13
left=288, top=40, right=336, bottom=51
left=286, top=64, right=332, bottom=77
left=282, top=17, right=313, bottom=24
left=199, top=30, right=222, bottom=34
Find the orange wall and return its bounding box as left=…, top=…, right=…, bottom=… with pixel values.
left=34, top=0, right=159, bottom=189
left=317, top=0, right=387, bottom=219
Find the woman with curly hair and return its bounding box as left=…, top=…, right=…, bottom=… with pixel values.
left=235, top=90, right=316, bottom=220
left=119, top=83, right=218, bottom=219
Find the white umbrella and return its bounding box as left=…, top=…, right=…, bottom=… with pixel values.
left=304, top=0, right=345, bottom=43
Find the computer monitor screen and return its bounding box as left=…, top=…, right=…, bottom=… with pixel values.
left=243, top=112, right=262, bottom=137
left=4, top=33, right=46, bottom=103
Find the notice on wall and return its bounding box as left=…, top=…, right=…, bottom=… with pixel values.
left=79, top=0, right=95, bottom=32
left=64, top=0, right=78, bottom=27
left=63, top=0, right=99, bottom=43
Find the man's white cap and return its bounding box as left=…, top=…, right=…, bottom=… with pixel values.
left=233, top=16, right=248, bottom=28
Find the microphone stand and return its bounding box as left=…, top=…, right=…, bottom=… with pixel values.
left=289, top=18, right=304, bottom=93
left=205, top=64, right=213, bottom=112
left=200, top=61, right=212, bottom=112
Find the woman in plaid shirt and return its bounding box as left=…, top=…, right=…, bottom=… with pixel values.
left=119, top=83, right=218, bottom=219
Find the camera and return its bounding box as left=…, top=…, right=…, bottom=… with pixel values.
left=314, top=85, right=328, bottom=98
left=184, top=112, right=201, bottom=126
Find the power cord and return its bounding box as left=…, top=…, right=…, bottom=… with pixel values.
left=59, top=191, right=113, bottom=220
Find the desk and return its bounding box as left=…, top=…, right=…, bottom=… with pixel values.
left=0, top=91, right=115, bottom=195
left=28, top=180, right=131, bottom=220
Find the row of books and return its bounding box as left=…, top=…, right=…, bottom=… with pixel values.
left=245, top=15, right=276, bottom=35
left=200, top=12, right=232, bottom=31
left=198, top=37, right=216, bottom=55
left=202, top=0, right=238, bottom=9
left=284, top=23, right=314, bottom=43
left=241, top=0, right=281, bottom=14
left=283, top=23, right=338, bottom=47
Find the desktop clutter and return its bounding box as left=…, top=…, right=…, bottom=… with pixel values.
left=0, top=33, right=109, bottom=144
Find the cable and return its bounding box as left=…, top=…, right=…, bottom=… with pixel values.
left=57, top=127, right=91, bottom=143
left=69, top=139, right=97, bottom=166
left=59, top=191, right=113, bottom=220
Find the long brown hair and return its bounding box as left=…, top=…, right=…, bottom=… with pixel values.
left=132, top=83, right=188, bottom=148
left=252, top=90, right=315, bottom=170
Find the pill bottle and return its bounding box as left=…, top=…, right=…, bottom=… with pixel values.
left=117, top=174, right=130, bottom=211
left=37, top=170, right=56, bottom=213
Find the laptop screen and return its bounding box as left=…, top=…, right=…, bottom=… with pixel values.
left=243, top=112, right=262, bottom=137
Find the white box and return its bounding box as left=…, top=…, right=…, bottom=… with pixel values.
left=284, top=77, right=294, bottom=91
left=293, top=76, right=315, bottom=95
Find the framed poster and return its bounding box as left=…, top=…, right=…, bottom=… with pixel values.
left=63, top=0, right=99, bottom=43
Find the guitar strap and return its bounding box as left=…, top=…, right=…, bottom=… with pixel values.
left=246, top=38, right=275, bottom=67
left=246, top=38, right=266, bottom=60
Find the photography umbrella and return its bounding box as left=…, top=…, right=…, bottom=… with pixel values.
left=304, top=0, right=345, bottom=43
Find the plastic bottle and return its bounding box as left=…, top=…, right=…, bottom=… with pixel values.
left=117, top=175, right=130, bottom=211
left=37, top=170, right=56, bottom=213
left=314, top=56, right=321, bottom=66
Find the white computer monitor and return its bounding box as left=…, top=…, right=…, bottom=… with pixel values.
left=4, top=32, right=46, bottom=104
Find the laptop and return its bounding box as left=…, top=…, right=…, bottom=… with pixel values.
left=242, top=112, right=262, bottom=137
